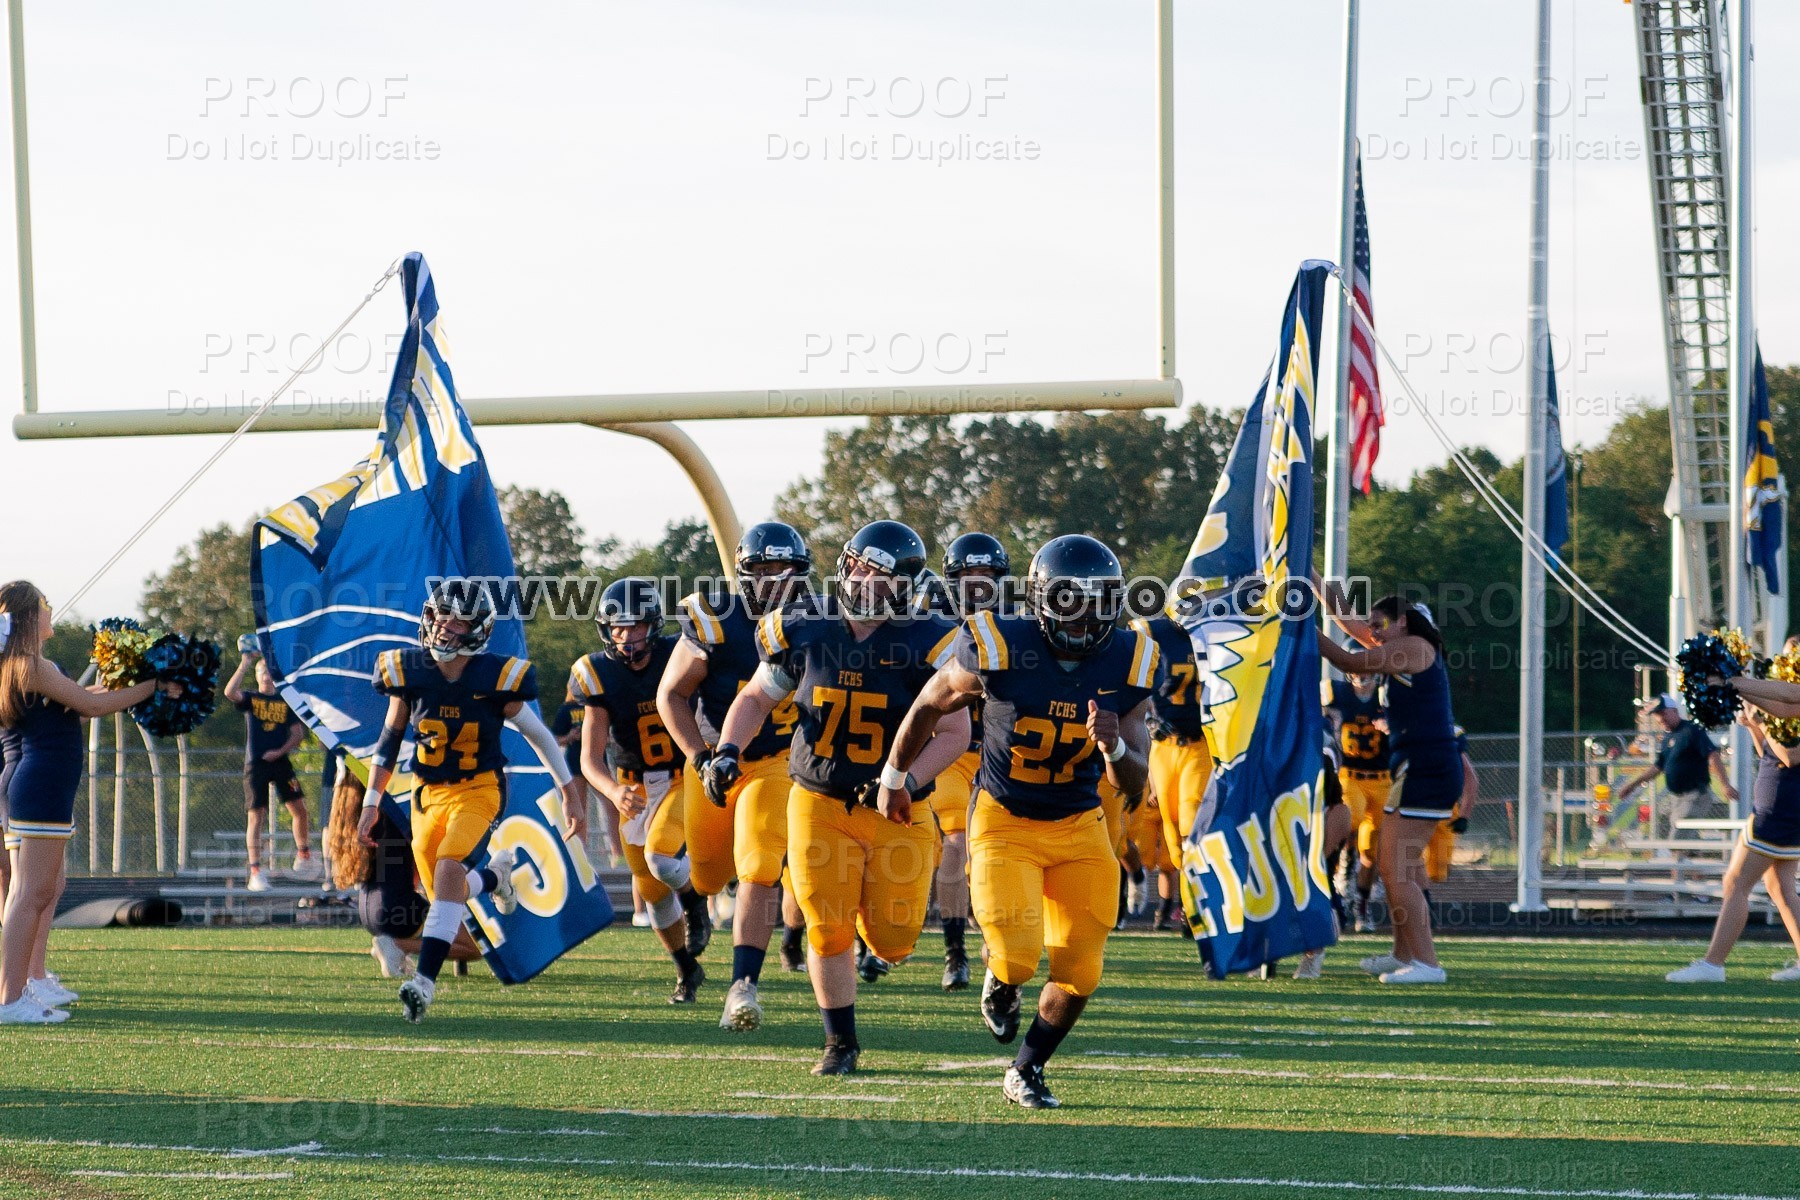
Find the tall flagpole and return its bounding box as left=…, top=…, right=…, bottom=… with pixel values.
left=1516, top=0, right=1552, bottom=913
left=1727, top=0, right=1755, bottom=816
left=1324, top=0, right=1359, bottom=595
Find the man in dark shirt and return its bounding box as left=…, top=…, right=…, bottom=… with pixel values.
left=1616, top=694, right=1738, bottom=842
left=224, top=649, right=316, bottom=890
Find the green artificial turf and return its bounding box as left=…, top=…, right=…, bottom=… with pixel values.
left=0, top=927, right=1796, bottom=1198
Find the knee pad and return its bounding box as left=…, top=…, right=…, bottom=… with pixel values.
left=806, top=922, right=855, bottom=958
left=646, top=852, right=690, bottom=891
left=648, top=890, right=684, bottom=931
left=422, top=899, right=464, bottom=944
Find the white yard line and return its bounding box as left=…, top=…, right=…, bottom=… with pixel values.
left=71, top=1170, right=294, bottom=1180
left=11, top=1136, right=1797, bottom=1200
left=731, top=1092, right=904, bottom=1103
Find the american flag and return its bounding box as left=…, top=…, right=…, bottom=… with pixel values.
left=1348, top=150, right=1383, bottom=493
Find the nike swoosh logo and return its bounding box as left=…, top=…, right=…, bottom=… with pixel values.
left=1097, top=688, right=1119, bottom=695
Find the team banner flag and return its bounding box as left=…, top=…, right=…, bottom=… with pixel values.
left=1174, top=260, right=1337, bottom=980
left=250, top=252, right=613, bottom=983
left=1544, top=357, right=1569, bottom=564
left=1746, top=345, right=1782, bottom=595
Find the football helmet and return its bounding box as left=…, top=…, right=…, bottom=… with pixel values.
left=419, top=578, right=496, bottom=662
left=943, top=531, right=1010, bottom=614
left=598, top=577, right=663, bottom=668
left=735, top=521, right=812, bottom=617
left=1025, top=535, right=1124, bottom=657
left=836, top=520, right=927, bottom=620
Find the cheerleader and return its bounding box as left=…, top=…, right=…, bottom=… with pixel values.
left=0, top=581, right=177, bottom=1022
left=1318, top=593, right=1460, bottom=984
left=1666, top=677, right=1800, bottom=983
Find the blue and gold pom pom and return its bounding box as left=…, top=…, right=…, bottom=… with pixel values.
left=1674, top=630, right=1747, bottom=729
left=90, top=618, right=220, bottom=737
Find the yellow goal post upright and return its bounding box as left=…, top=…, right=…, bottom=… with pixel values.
left=5, top=0, right=1181, bottom=579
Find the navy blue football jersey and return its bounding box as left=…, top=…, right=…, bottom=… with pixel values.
left=1324, top=679, right=1389, bottom=771
left=677, top=587, right=803, bottom=761
left=958, top=611, right=1159, bottom=820
left=568, top=635, right=684, bottom=774
left=757, top=608, right=960, bottom=801
left=1130, top=614, right=1204, bottom=740
left=373, top=648, right=537, bottom=785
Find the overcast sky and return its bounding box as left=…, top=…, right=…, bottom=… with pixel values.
left=3, top=1, right=1796, bottom=620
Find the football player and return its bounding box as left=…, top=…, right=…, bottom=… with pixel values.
left=713, top=520, right=969, bottom=1075
left=931, top=531, right=1010, bottom=990
left=1323, top=672, right=1390, bottom=931
left=359, top=579, right=585, bottom=1022
left=1130, top=606, right=1213, bottom=933
left=884, top=534, right=1157, bottom=1109
left=568, top=578, right=710, bottom=1004
left=655, top=522, right=811, bottom=1032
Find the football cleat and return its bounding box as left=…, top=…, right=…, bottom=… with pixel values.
left=1003, top=1063, right=1060, bottom=1109
left=943, top=949, right=970, bottom=992
left=981, top=970, right=1022, bottom=1044
left=682, top=890, right=714, bottom=957
left=399, top=974, right=435, bottom=1023
left=857, top=948, right=891, bottom=984
left=812, top=1039, right=860, bottom=1077
left=720, top=978, right=763, bottom=1032
left=1666, top=959, right=1726, bottom=984
left=370, top=936, right=410, bottom=979
left=671, top=961, right=705, bottom=1005
left=1379, top=961, right=1447, bottom=985
left=487, top=847, right=519, bottom=916
left=779, top=927, right=807, bottom=973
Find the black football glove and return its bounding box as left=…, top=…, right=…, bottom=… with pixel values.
left=849, top=779, right=883, bottom=813
left=1449, top=816, right=1469, bottom=834
left=703, top=744, right=741, bottom=808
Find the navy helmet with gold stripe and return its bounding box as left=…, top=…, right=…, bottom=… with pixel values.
left=1026, top=534, right=1124, bottom=657
left=736, top=520, right=811, bottom=617
left=420, top=577, right=496, bottom=663
left=836, top=519, right=927, bottom=620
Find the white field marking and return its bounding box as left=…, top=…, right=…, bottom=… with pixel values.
left=42, top=1137, right=1800, bottom=1200
left=43, top=1034, right=819, bottom=1066
left=19, top=1137, right=1800, bottom=1200
left=730, top=1092, right=904, bottom=1103
left=223, top=1141, right=324, bottom=1158
left=1082, top=1050, right=1243, bottom=1060
left=72, top=1170, right=293, bottom=1181
left=1253, top=1025, right=1417, bottom=1038
left=435, top=1126, right=616, bottom=1137
left=1171, top=1036, right=1337, bottom=1048
left=1340, top=1071, right=1800, bottom=1095
left=4, top=1137, right=325, bottom=1157
left=930, top=1058, right=1015, bottom=1071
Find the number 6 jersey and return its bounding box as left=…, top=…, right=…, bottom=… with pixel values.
left=373, top=648, right=538, bottom=784
left=756, top=608, right=960, bottom=802
left=959, top=610, right=1160, bottom=820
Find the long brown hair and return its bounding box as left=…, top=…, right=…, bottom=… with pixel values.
left=0, top=580, right=46, bottom=728
left=327, top=773, right=374, bottom=890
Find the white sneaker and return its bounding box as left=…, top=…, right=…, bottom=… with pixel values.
left=370, top=936, right=410, bottom=979
left=720, top=978, right=762, bottom=1032
left=1771, top=961, right=1800, bottom=982
left=1293, top=949, right=1325, bottom=980
left=631, top=911, right=653, bottom=928
left=1380, top=961, right=1447, bottom=985
left=246, top=868, right=271, bottom=893
left=486, top=847, right=518, bottom=916
left=1666, top=959, right=1726, bottom=984
left=713, top=888, right=737, bottom=927
left=291, top=853, right=323, bottom=880
left=399, top=973, right=435, bottom=1023
left=1126, top=875, right=1149, bottom=917
left=0, top=995, right=68, bottom=1024
left=1359, top=953, right=1404, bottom=976
left=26, top=976, right=77, bottom=1007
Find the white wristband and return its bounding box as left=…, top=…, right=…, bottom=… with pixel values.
left=361, top=791, right=381, bottom=810
left=880, top=763, right=910, bottom=791
left=1102, top=739, right=1129, bottom=763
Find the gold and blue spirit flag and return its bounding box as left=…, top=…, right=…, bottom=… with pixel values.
left=1174, top=261, right=1337, bottom=979
left=250, top=252, right=613, bottom=983
left=1746, top=346, right=1782, bottom=595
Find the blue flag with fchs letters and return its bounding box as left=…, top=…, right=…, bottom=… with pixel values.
left=1174, top=260, right=1337, bottom=980
left=250, top=252, right=612, bottom=984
